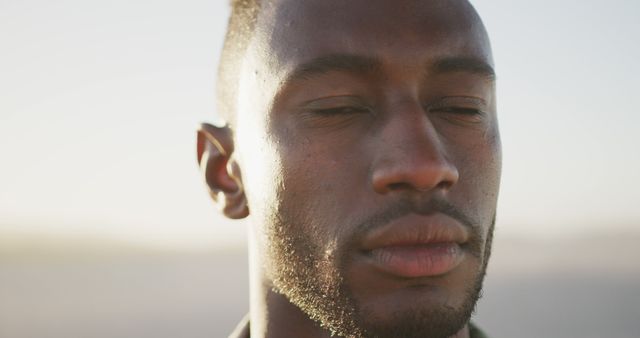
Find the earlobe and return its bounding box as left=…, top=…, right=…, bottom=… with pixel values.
left=197, top=123, right=249, bottom=219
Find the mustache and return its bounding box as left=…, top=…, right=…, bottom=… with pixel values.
left=351, top=196, right=483, bottom=255
left=357, top=197, right=479, bottom=234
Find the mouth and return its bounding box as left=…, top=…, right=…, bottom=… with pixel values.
left=365, top=242, right=465, bottom=278
left=360, top=213, right=469, bottom=278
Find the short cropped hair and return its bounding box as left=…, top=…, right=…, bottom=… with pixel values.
left=217, top=0, right=261, bottom=125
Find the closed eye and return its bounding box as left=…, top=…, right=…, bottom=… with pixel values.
left=428, top=104, right=488, bottom=128
left=312, top=106, right=371, bottom=115
left=433, top=107, right=483, bottom=116
left=426, top=96, right=488, bottom=118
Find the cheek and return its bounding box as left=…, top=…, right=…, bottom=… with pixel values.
left=453, top=129, right=502, bottom=224
left=280, top=148, right=339, bottom=223
left=479, top=129, right=502, bottom=197
left=278, top=136, right=368, bottom=240
left=239, top=144, right=282, bottom=222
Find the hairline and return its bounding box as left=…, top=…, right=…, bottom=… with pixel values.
left=217, top=0, right=263, bottom=127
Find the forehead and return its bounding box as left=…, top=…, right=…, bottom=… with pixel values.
left=255, top=0, right=492, bottom=74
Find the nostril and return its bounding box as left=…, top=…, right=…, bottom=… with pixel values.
left=388, top=182, right=410, bottom=191
left=436, top=180, right=454, bottom=191
left=381, top=173, right=456, bottom=193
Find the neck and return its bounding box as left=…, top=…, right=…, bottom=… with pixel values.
left=251, top=285, right=335, bottom=338
left=451, top=325, right=472, bottom=338
left=249, top=240, right=332, bottom=338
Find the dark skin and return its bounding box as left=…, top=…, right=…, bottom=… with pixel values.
left=198, top=1, right=501, bottom=337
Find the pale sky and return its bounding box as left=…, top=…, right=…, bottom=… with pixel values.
left=1, top=0, right=639, bottom=249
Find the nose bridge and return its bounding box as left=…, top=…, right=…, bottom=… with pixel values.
left=371, top=100, right=459, bottom=194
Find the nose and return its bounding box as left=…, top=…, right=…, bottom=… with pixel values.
left=371, top=107, right=459, bottom=195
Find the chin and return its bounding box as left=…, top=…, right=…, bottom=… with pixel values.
left=354, top=291, right=476, bottom=338
left=347, top=270, right=484, bottom=338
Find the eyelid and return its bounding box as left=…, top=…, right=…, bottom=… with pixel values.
left=300, top=96, right=374, bottom=117
left=426, top=96, right=488, bottom=112
left=301, top=95, right=367, bottom=108
left=297, top=97, right=372, bottom=129
left=308, top=107, right=371, bottom=118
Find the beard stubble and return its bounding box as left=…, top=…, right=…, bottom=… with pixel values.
left=264, top=197, right=495, bottom=338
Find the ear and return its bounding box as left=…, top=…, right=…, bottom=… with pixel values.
left=197, top=123, right=249, bottom=219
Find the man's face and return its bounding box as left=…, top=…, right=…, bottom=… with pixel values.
left=234, top=0, right=501, bottom=337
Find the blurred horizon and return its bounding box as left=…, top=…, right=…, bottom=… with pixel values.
left=3, top=218, right=640, bottom=254
left=2, top=228, right=639, bottom=338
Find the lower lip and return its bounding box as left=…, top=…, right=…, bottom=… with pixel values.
left=366, top=243, right=464, bottom=278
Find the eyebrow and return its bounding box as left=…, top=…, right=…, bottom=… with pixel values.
left=285, top=53, right=382, bottom=83
left=432, top=57, right=496, bottom=79
left=282, top=53, right=495, bottom=86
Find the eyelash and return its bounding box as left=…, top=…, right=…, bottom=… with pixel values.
left=312, top=106, right=371, bottom=115
left=309, top=105, right=484, bottom=117
left=432, top=107, right=484, bottom=116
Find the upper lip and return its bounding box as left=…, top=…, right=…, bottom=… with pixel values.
left=360, top=213, right=470, bottom=251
